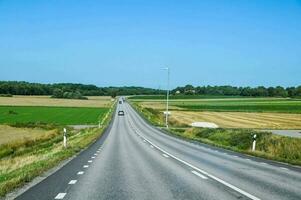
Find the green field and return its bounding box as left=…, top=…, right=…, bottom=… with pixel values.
left=172, top=99, right=301, bottom=113
left=135, top=97, right=301, bottom=113
left=0, top=106, right=108, bottom=125
left=129, top=95, right=244, bottom=100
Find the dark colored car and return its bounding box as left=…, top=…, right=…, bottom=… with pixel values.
left=118, top=111, right=125, bottom=116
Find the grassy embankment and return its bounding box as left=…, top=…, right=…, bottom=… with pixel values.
left=0, top=96, right=115, bottom=197
left=130, top=100, right=301, bottom=166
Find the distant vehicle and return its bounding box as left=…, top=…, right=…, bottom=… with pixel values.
left=118, top=111, right=125, bottom=116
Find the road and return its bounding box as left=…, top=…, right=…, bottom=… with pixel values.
left=16, top=102, right=301, bottom=200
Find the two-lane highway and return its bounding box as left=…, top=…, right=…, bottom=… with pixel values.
left=16, top=101, right=301, bottom=200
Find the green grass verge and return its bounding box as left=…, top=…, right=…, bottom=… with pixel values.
left=168, top=128, right=301, bottom=166
left=0, top=106, right=109, bottom=125
left=0, top=104, right=115, bottom=197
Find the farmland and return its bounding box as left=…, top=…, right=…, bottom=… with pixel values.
left=0, top=95, right=112, bottom=108
left=0, top=106, right=108, bottom=125
left=131, top=97, right=301, bottom=129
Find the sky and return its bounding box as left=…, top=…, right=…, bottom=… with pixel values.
left=0, top=0, right=301, bottom=89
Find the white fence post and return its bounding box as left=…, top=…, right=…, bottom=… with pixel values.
left=63, top=128, right=67, bottom=148
left=252, top=134, right=257, bottom=151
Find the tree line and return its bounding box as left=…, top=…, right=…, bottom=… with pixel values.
left=0, top=81, right=165, bottom=97
left=171, top=85, right=301, bottom=97
left=0, top=81, right=300, bottom=98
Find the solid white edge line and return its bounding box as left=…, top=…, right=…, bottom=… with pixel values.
left=54, top=193, right=66, bottom=199
left=162, top=154, right=169, bottom=158
left=133, top=128, right=261, bottom=200
left=191, top=170, right=208, bottom=179
left=68, top=180, right=77, bottom=184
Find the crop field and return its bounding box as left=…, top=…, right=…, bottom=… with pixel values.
left=129, top=95, right=244, bottom=100
left=0, top=106, right=108, bottom=125
left=0, top=95, right=112, bottom=108
left=132, top=97, right=301, bottom=129
left=136, top=98, right=301, bottom=113
left=170, top=111, right=301, bottom=129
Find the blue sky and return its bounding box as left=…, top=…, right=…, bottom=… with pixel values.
left=1, top=0, right=300, bottom=88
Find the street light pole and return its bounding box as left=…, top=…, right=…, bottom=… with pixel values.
left=163, top=67, right=170, bottom=128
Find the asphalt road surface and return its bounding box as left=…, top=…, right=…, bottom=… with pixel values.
left=16, top=102, right=301, bottom=200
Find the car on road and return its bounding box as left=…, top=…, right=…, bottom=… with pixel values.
left=118, top=110, right=125, bottom=116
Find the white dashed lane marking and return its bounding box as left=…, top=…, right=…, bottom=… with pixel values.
left=280, top=167, right=289, bottom=171
left=68, top=180, right=77, bottom=185
left=77, top=171, right=84, bottom=175
left=55, top=193, right=66, bottom=199
left=191, top=170, right=208, bottom=180
left=88, top=160, right=93, bottom=163
left=83, top=165, right=89, bottom=168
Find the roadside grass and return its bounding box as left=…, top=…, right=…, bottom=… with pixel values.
left=0, top=95, right=112, bottom=108
left=168, top=128, right=301, bottom=166
left=0, top=104, right=115, bottom=197
left=0, top=106, right=108, bottom=125
left=0, top=125, right=57, bottom=145
left=130, top=101, right=301, bottom=166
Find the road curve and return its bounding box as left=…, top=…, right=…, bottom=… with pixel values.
left=16, top=102, right=301, bottom=200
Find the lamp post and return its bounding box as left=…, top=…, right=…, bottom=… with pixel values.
left=163, top=67, right=170, bottom=128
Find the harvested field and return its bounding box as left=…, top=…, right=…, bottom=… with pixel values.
left=0, top=95, right=112, bottom=108
left=170, top=111, right=301, bottom=129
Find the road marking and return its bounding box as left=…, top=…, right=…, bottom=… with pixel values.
left=55, top=193, right=66, bottom=199
left=88, top=160, right=93, bottom=163
left=97, top=150, right=100, bottom=153
left=91, top=156, right=95, bottom=159
left=280, top=167, right=289, bottom=171
left=233, top=155, right=238, bottom=158
left=260, top=162, right=268, bottom=165
left=68, top=180, right=77, bottom=185
left=83, top=165, right=89, bottom=168
left=94, top=153, right=98, bottom=156
left=77, top=171, right=84, bottom=175
left=191, top=170, right=208, bottom=179
left=143, top=140, right=146, bottom=142
left=150, top=145, right=154, bottom=148
left=245, top=159, right=251, bottom=161
left=162, top=154, right=169, bottom=158
left=135, top=132, right=261, bottom=200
